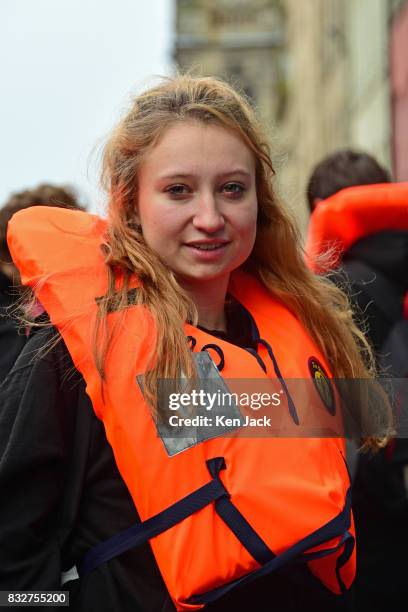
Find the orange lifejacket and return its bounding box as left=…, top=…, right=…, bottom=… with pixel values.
left=306, top=182, right=408, bottom=273
left=8, top=206, right=355, bottom=610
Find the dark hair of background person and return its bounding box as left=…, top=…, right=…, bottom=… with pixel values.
left=306, top=149, right=392, bottom=213
left=0, top=183, right=85, bottom=385
left=0, top=183, right=85, bottom=263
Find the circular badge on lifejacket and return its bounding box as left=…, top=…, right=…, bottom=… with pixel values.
left=308, top=358, right=336, bottom=415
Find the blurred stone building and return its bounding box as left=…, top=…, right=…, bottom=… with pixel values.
left=174, top=0, right=408, bottom=229
left=174, top=0, right=287, bottom=129
left=391, top=0, right=408, bottom=181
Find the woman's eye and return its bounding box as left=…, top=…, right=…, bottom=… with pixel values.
left=166, top=184, right=189, bottom=196
left=223, top=182, right=245, bottom=195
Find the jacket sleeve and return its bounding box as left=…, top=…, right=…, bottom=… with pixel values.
left=0, top=315, right=26, bottom=385
left=0, top=327, right=74, bottom=588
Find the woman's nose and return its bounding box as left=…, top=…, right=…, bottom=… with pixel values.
left=192, top=193, right=225, bottom=233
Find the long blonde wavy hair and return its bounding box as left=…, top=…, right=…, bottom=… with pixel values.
left=98, top=74, right=388, bottom=446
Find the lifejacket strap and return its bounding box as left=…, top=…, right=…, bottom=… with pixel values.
left=335, top=531, right=355, bottom=594
left=188, top=488, right=353, bottom=605
left=77, top=457, right=230, bottom=577
left=77, top=456, right=275, bottom=577
left=256, top=338, right=300, bottom=425
left=235, top=300, right=300, bottom=425
left=206, top=458, right=274, bottom=566
left=201, top=344, right=225, bottom=371
left=78, top=462, right=353, bottom=604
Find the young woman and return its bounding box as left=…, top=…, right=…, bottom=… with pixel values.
left=0, top=75, right=385, bottom=611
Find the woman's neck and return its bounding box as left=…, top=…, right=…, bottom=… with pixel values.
left=180, top=278, right=228, bottom=332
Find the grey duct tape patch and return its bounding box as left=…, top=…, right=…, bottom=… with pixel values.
left=137, top=352, right=243, bottom=456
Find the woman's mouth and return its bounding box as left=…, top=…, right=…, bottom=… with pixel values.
left=187, top=243, right=226, bottom=251
left=184, top=241, right=230, bottom=259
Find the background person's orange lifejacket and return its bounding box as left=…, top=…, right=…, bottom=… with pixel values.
left=8, top=206, right=355, bottom=610
left=305, top=182, right=408, bottom=273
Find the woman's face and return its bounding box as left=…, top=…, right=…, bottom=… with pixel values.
left=136, top=120, right=258, bottom=293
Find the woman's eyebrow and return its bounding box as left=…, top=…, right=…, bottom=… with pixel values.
left=159, top=173, right=195, bottom=181
left=159, top=169, right=252, bottom=181
left=217, top=169, right=252, bottom=180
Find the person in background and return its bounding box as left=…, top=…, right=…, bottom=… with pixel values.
left=306, top=149, right=408, bottom=612
left=0, top=183, right=84, bottom=384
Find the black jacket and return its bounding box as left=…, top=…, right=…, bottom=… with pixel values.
left=338, top=230, right=408, bottom=611
left=0, top=271, right=26, bottom=384
left=0, top=322, right=352, bottom=612
left=341, top=230, right=408, bottom=355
